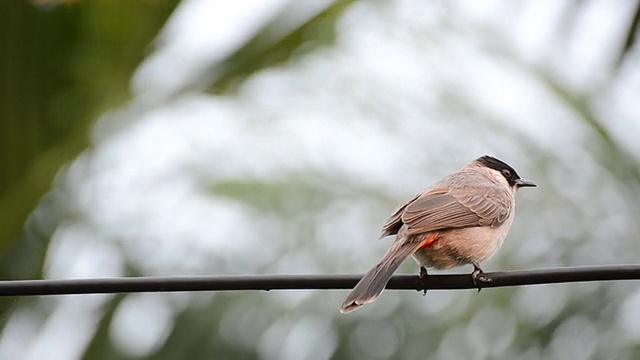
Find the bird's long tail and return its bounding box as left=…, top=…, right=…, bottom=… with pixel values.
left=340, top=237, right=426, bottom=313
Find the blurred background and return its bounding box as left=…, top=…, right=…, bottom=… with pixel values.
left=1, top=0, right=640, bottom=359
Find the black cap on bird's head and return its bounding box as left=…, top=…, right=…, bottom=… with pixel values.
left=476, top=155, right=537, bottom=188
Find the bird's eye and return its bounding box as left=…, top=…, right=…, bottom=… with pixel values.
left=502, top=169, right=511, bottom=177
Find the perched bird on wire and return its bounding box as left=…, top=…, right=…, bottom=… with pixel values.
left=341, top=155, right=536, bottom=313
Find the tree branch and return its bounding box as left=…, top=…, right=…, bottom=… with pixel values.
left=1, top=265, right=639, bottom=297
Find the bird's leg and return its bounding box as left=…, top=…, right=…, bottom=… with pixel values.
left=418, top=266, right=429, bottom=295
left=471, top=262, right=493, bottom=292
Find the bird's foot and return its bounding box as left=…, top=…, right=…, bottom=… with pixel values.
left=418, top=267, right=429, bottom=295
left=471, top=262, right=493, bottom=292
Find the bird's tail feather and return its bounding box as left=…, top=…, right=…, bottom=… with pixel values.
left=340, top=238, right=424, bottom=313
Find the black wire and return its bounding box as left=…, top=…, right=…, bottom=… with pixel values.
left=1, top=265, right=640, bottom=296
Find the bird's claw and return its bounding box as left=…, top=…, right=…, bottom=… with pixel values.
left=471, top=262, right=493, bottom=292
left=418, top=267, right=429, bottom=296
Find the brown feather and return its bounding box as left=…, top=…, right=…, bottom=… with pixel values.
left=379, top=192, right=421, bottom=238
left=340, top=235, right=427, bottom=313
left=400, top=183, right=512, bottom=237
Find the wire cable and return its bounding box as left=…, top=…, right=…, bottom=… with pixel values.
left=1, top=265, right=640, bottom=296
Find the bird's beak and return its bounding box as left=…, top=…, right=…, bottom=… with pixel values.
left=515, top=178, right=537, bottom=188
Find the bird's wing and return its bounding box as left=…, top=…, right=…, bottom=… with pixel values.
left=380, top=192, right=422, bottom=238
left=399, top=186, right=512, bottom=236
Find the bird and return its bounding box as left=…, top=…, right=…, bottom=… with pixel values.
left=340, top=155, right=536, bottom=313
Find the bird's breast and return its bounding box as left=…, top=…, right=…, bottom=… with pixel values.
left=411, top=215, right=514, bottom=270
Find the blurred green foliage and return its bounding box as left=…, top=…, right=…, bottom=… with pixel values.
left=210, top=0, right=356, bottom=94
left=0, top=0, right=179, bottom=264
left=1, top=1, right=639, bottom=359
